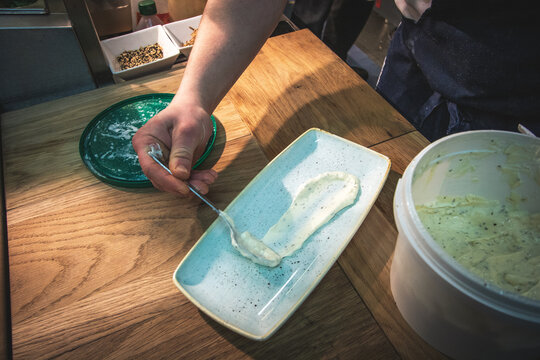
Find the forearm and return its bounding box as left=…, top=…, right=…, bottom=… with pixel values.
left=172, top=0, right=287, bottom=113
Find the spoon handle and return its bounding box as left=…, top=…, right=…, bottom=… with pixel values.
left=147, top=151, right=221, bottom=215
left=186, top=183, right=220, bottom=214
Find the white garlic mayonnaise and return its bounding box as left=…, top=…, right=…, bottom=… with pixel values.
left=234, top=171, right=359, bottom=267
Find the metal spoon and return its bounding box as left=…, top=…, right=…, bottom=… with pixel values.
left=146, top=148, right=243, bottom=249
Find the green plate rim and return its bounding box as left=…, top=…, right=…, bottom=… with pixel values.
left=79, top=93, right=217, bottom=188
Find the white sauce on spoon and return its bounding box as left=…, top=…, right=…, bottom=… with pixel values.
left=234, top=172, right=360, bottom=267
left=236, top=232, right=282, bottom=267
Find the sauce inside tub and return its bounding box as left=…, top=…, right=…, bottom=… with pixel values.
left=416, top=194, right=540, bottom=300
left=413, top=140, right=540, bottom=301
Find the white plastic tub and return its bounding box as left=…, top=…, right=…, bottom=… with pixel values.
left=392, top=130, right=540, bottom=359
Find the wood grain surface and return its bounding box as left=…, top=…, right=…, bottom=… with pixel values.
left=0, top=125, right=11, bottom=359
left=0, top=31, right=408, bottom=359
left=228, top=30, right=414, bottom=161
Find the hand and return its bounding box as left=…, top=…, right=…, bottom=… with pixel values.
left=395, top=0, right=431, bottom=22
left=132, top=102, right=218, bottom=195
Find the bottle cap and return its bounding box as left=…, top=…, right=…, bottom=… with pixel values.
left=138, top=0, right=158, bottom=16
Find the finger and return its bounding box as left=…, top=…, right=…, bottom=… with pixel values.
left=132, top=131, right=169, bottom=174
left=132, top=141, right=175, bottom=191
left=188, top=169, right=218, bottom=195
left=169, top=125, right=201, bottom=181
left=132, top=132, right=186, bottom=195
left=188, top=179, right=210, bottom=195
left=190, top=169, right=219, bottom=185
left=145, top=161, right=191, bottom=195
left=149, top=178, right=164, bottom=192
left=134, top=140, right=168, bottom=177
left=133, top=143, right=189, bottom=195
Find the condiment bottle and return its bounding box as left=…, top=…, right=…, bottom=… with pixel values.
left=135, top=0, right=164, bottom=31
left=168, top=0, right=206, bottom=21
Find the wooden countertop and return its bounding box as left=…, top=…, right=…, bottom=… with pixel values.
left=0, top=29, right=442, bottom=359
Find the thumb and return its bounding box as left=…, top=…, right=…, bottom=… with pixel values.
left=169, top=127, right=200, bottom=181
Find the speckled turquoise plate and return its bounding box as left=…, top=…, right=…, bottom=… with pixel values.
left=79, top=93, right=216, bottom=188
left=173, top=128, right=391, bottom=340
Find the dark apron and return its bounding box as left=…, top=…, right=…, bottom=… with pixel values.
left=376, top=1, right=540, bottom=141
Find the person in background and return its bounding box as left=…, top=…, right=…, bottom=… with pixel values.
left=132, top=0, right=540, bottom=196
left=291, top=0, right=375, bottom=79
left=378, top=0, right=539, bottom=141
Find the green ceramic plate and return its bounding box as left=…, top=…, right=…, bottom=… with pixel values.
left=79, top=93, right=216, bottom=188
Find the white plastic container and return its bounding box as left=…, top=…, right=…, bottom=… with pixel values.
left=100, top=25, right=179, bottom=81
left=392, top=130, right=540, bottom=359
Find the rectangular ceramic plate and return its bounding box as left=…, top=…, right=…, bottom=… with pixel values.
left=173, top=128, right=391, bottom=340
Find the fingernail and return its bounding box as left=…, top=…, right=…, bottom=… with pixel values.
left=173, top=167, right=189, bottom=181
